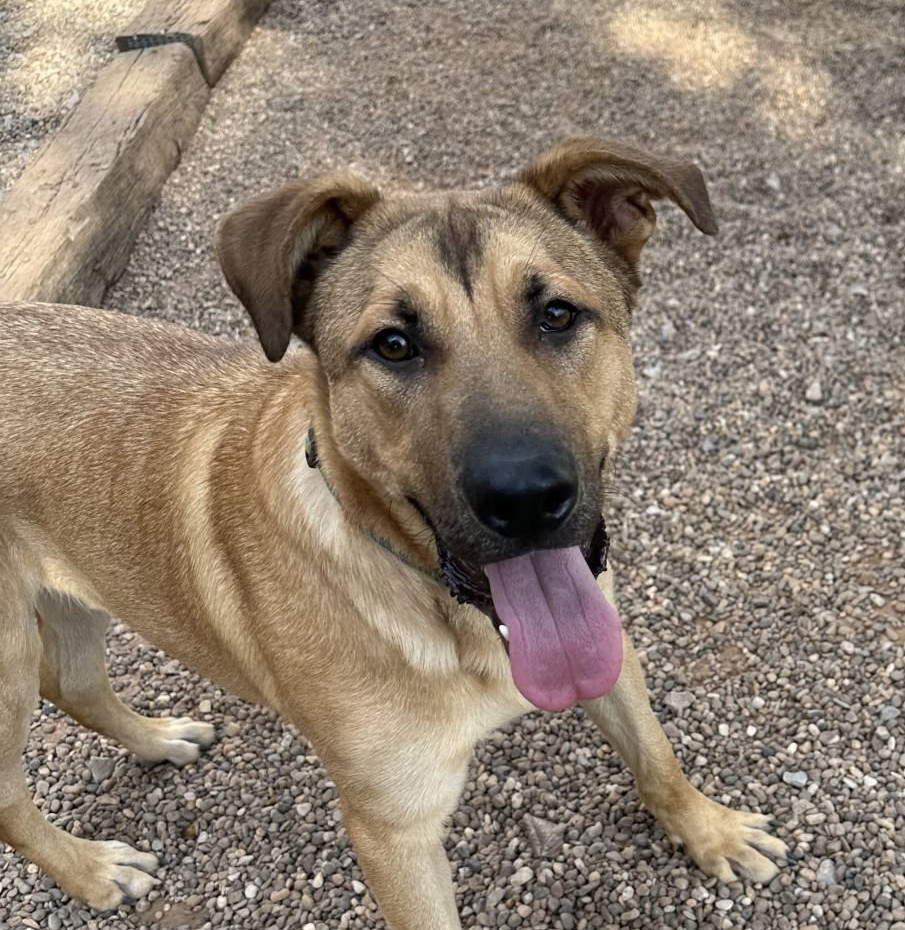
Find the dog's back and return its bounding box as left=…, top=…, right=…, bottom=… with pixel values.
left=0, top=302, right=254, bottom=439
left=0, top=302, right=262, bottom=507
left=0, top=302, right=277, bottom=622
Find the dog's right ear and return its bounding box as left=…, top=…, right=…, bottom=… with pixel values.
left=217, top=174, right=381, bottom=362
left=517, top=137, right=717, bottom=270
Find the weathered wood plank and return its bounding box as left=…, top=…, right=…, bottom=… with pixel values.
left=0, top=45, right=208, bottom=307
left=118, top=0, right=271, bottom=86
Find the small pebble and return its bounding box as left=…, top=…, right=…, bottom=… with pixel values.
left=666, top=690, right=695, bottom=711
left=783, top=771, right=809, bottom=788
left=523, top=814, right=565, bottom=857
left=816, top=860, right=837, bottom=887
left=87, top=757, right=115, bottom=782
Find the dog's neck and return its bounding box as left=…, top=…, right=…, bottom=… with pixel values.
left=298, top=415, right=443, bottom=582
left=304, top=427, right=443, bottom=583
left=247, top=356, right=448, bottom=599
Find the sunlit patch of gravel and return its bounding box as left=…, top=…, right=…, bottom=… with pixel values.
left=0, top=0, right=145, bottom=195
left=1, top=0, right=902, bottom=928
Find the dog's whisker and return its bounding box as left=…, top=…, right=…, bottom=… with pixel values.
left=374, top=266, right=411, bottom=300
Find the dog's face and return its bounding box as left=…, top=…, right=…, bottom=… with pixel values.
left=219, top=139, right=715, bottom=707
left=304, top=189, right=639, bottom=569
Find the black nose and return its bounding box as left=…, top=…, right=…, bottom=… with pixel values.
left=463, top=440, right=578, bottom=539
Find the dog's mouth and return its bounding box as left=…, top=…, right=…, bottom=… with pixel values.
left=434, top=519, right=623, bottom=711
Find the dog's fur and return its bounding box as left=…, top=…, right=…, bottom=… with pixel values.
left=0, top=138, right=786, bottom=927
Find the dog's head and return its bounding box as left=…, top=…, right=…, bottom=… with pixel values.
left=218, top=137, right=716, bottom=709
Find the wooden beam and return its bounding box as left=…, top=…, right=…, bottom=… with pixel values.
left=0, top=45, right=208, bottom=306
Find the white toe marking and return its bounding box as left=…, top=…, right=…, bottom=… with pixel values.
left=162, top=739, right=202, bottom=767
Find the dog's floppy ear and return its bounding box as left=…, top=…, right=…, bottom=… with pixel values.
left=518, top=137, right=717, bottom=267
left=217, top=174, right=381, bottom=362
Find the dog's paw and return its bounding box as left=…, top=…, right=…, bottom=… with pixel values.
left=161, top=716, right=216, bottom=749
left=664, top=794, right=789, bottom=884
left=64, top=839, right=160, bottom=910
left=133, top=716, right=216, bottom=766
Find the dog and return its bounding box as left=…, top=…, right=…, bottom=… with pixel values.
left=0, top=137, right=787, bottom=928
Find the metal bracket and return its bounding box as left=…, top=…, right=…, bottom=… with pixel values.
left=115, top=33, right=209, bottom=84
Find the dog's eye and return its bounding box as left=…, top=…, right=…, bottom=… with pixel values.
left=539, top=300, right=579, bottom=334
left=371, top=329, right=418, bottom=363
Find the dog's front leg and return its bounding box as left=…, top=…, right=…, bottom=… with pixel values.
left=581, top=632, right=788, bottom=884
left=341, top=797, right=461, bottom=929
left=319, top=729, right=471, bottom=930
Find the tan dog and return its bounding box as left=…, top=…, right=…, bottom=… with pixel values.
left=0, top=138, right=787, bottom=928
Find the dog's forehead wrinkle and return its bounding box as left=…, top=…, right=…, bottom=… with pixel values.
left=420, top=202, right=483, bottom=303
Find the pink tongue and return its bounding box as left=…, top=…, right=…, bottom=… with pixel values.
left=484, top=547, right=623, bottom=711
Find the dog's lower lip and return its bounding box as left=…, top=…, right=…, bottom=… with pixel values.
left=406, top=496, right=433, bottom=526
left=434, top=517, right=609, bottom=615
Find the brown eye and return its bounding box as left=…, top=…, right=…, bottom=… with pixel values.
left=540, top=300, right=579, bottom=334
left=372, top=329, right=418, bottom=363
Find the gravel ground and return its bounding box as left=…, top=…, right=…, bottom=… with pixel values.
left=0, top=0, right=146, bottom=195
left=2, top=0, right=903, bottom=928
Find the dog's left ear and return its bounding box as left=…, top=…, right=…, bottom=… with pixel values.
left=218, top=174, right=381, bottom=362
left=517, top=137, right=717, bottom=268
